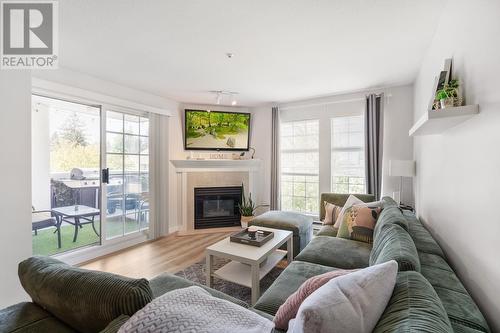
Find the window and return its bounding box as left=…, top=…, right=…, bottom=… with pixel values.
left=106, top=111, right=150, bottom=239
left=331, top=115, right=365, bottom=194
left=280, top=120, right=319, bottom=215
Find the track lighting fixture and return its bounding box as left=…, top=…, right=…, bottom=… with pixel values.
left=209, top=90, right=239, bottom=106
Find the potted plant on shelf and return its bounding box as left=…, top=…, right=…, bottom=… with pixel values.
left=436, top=79, right=461, bottom=109
left=238, top=183, right=260, bottom=228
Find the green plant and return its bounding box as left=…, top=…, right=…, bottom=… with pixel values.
left=436, top=79, right=460, bottom=100
left=238, top=183, right=260, bottom=216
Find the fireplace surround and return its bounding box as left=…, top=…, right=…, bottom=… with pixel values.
left=170, top=159, right=262, bottom=233
left=194, top=186, right=242, bottom=229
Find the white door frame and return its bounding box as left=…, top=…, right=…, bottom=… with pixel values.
left=31, top=85, right=158, bottom=265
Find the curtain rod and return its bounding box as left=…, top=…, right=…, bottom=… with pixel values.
left=279, top=93, right=391, bottom=111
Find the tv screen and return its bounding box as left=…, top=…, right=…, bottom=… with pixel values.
left=184, top=109, right=251, bottom=151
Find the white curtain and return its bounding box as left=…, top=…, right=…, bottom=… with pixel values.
left=149, top=113, right=170, bottom=238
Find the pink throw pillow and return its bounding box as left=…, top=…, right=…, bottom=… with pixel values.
left=323, top=201, right=342, bottom=225
left=273, top=269, right=355, bottom=330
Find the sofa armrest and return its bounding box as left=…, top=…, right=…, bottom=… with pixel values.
left=149, top=273, right=248, bottom=309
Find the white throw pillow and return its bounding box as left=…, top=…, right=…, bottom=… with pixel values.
left=287, top=260, right=398, bottom=333
left=119, top=286, right=274, bottom=333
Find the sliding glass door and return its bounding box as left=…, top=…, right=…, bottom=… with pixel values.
left=104, top=110, right=150, bottom=240
left=32, top=94, right=151, bottom=256
left=32, top=95, right=102, bottom=256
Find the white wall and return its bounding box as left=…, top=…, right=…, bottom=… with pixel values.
left=0, top=71, right=32, bottom=307
left=168, top=103, right=270, bottom=232
left=33, top=68, right=178, bottom=239
left=413, top=1, right=500, bottom=331
left=32, top=68, right=178, bottom=113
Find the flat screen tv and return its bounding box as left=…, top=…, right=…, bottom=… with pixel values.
left=184, top=109, right=251, bottom=151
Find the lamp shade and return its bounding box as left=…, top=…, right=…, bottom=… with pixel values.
left=389, top=160, right=415, bottom=177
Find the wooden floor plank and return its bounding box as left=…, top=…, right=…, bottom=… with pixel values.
left=79, top=231, right=233, bottom=279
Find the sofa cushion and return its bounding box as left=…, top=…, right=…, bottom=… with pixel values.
left=373, top=271, right=453, bottom=333
left=418, top=253, right=490, bottom=332
left=148, top=273, right=248, bottom=308
left=435, top=287, right=490, bottom=333
left=295, top=236, right=371, bottom=269
left=253, top=260, right=337, bottom=316
left=249, top=211, right=312, bottom=236
left=18, top=256, right=153, bottom=333
left=315, top=224, right=338, bottom=237
left=404, top=211, right=446, bottom=258
left=373, top=206, right=409, bottom=241
left=370, top=224, right=421, bottom=272
left=380, top=196, right=399, bottom=208
left=319, top=193, right=375, bottom=221
left=0, top=302, right=76, bottom=333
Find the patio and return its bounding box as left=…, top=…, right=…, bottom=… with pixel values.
left=32, top=216, right=148, bottom=256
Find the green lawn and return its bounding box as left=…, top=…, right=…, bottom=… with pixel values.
left=32, top=218, right=148, bottom=256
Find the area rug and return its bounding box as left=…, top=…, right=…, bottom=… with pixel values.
left=175, top=257, right=284, bottom=305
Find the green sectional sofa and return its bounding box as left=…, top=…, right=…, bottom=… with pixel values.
left=0, top=196, right=490, bottom=332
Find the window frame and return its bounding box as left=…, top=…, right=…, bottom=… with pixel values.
left=279, top=100, right=366, bottom=219
left=280, top=119, right=320, bottom=216
left=330, top=115, right=366, bottom=194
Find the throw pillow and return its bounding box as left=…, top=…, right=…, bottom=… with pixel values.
left=274, top=269, right=355, bottom=329
left=332, top=195, right=364, bottom=228
left=287, top=260, right=398, bottom=333
left=119, top=286, right=274, bottom=333
left=18, top=256, right=153, bottom=333
left=323, top=201, right=342, bottom=225
left=337, top=205, right=382, bottom=243
left=332, top=195, right=383, bottom=228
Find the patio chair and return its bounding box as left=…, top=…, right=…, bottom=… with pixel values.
left=32, top=207, right=61, bottom=248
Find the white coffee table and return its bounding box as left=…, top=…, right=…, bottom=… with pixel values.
left=206, top=226, right=293, bottom=305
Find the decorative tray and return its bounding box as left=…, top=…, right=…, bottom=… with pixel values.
left=230, top=228, right=274, bottom=247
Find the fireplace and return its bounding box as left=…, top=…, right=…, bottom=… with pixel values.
left=194, top=186, right=242, bottom=229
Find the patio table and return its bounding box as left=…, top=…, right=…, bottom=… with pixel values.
left=52, top=205, right=100, bottom=243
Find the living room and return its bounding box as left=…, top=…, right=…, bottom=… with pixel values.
left=0, top=1, right=499, bottom=332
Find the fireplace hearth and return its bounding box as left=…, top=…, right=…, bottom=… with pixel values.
left=194, top=186, right=242, bottom=229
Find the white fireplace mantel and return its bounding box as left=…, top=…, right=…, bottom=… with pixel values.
left=170, top=159, right=263, bottom=233
left=170, top=159, right=262, bottom=173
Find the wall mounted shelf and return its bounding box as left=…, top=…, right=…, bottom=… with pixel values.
left=409, top=104, right=479, bottom=136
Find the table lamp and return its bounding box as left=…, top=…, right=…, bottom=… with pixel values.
left=389, top=160, right=415, bottom=205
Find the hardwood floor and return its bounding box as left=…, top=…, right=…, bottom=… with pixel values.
left=79, top=231, right=233, bottom=279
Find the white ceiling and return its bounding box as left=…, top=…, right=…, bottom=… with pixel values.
left=58, top=0, right=446, bottom=106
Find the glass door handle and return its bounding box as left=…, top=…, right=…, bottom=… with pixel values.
left=102, top=168, right=110, bottom=184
